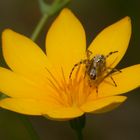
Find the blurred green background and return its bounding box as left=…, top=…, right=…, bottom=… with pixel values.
left=0, top=0, right=140, bottom=140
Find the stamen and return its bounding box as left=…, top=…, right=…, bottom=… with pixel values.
left=46, top=77, right=60, bottom=93
left=45, top=67, right=71, bottom=106
left=44, top=64, right=93, bottom=106
left=60, top=68, right=73, bottom=105
left=45, top=77, right=67, bottom=104
left=45, top=67, right=63, bottom=90
left=61, top=67, right=67, bottom=86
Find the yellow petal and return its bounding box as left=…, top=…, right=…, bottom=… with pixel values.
left=46, top=8, right=86, bottom=79
left=96, top=64, right=140, bottom=97
left=0, top=67, right=50, bottom=99
left=0, top=98, right=61, bottom=115
left=0, top=98, right=83, bottom=118
left=88, top=17, right=131, bottom=68
left=81, top=96, right=127, bottom=113
left=46, top=107, right=84, bottom=120
left=2, top=29, right=52, bottom=85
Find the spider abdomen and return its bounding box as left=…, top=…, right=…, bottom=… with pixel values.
left=87, top=54, right=106, bottom=80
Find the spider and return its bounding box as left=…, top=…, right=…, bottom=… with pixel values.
left=69, top=50, right=121, bottom=93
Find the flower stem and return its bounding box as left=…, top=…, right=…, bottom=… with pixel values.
left=76, top=129, right=83, bottom=140
left=31, top=0, right=70, bottom=41
left=19, top=115, right=39, bottom=140
left=31, top=13, right=49, bottom=41
left=69, top=115, right=86, bottom=140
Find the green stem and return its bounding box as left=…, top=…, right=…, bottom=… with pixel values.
left=19, top=115, right=39, bottom=140
left=0, top=94, right=39, bottom=140
left=31, top=0, right=70, bottom=41
left=76, top=129, right=83, bottom=140
left=31, top=13, right=49, bottom=41
left=70, top=115, right=86, bottom=140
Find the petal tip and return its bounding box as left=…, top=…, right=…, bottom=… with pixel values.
left=2, top=29, right=17, bottom=42
left=120, top=96, right=127, bottom=102
left=120, top=16, right=131, bottom=27
left=124, top=16, right=131, bottom=22
left=59, top=8, right=74, bottom=19
left=61, top=8, right=71, bottom=14
left=2, top=29, right=12, bottom=38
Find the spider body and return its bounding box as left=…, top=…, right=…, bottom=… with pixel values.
left=69, top=50, right=119, bottom=92
left=86, top=54, right=106, bottom=80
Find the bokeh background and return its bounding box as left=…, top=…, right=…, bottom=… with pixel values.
left=0, top=0, right=140, bottom=140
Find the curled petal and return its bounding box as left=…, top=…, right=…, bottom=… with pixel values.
left=81, top=96, right=127, bottom=113
left=0, top=98, right=84, bottom=120
left=46, top=107, right=84, bottom=120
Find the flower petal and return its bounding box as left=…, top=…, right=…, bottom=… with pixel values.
left=88, top=17, right=131, bottom=68
left=45, top=107, right=84, bottom=120
left=0, top=67, right=51, bottom=99
left=0, top=98, right=61, bottom=115
left=2, top=29, right=52, bottom=85
left=97, top=64, right=140, bottom=97
left=0, top=98, right=42, bottom=115
left=81, top=96, right=127, bottom=113
left=0, top=98, right=83, bottom=119
left=46, top=8, right=86, bottom=79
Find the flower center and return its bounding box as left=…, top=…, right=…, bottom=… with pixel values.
left=45, top=66, right=96, bottom=107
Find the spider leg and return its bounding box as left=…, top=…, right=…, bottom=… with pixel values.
left=106, top=51, right=118, bottom=58
left=69, top=59, right=88, bottom=79
left=96, top=86, right=98, bottom=94
left=106, top=67, right=122, bottom=87
left=100, top=68, right=118, bottom=87
left=104, top=66, right=121, bottom=77
left=84, top=69, right=87, bottom=79
left=88, top=78, right=99, bottom=95
left=88, top=79, right=92, bottom=87
left=107, top=67, right=122, bottom=73
left=87, top=50, right=92, bottom=59
left=110, top=76, right=117, bottom=87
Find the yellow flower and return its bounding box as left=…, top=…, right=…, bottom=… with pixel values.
left=0, top=8, right=139, bottom=120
